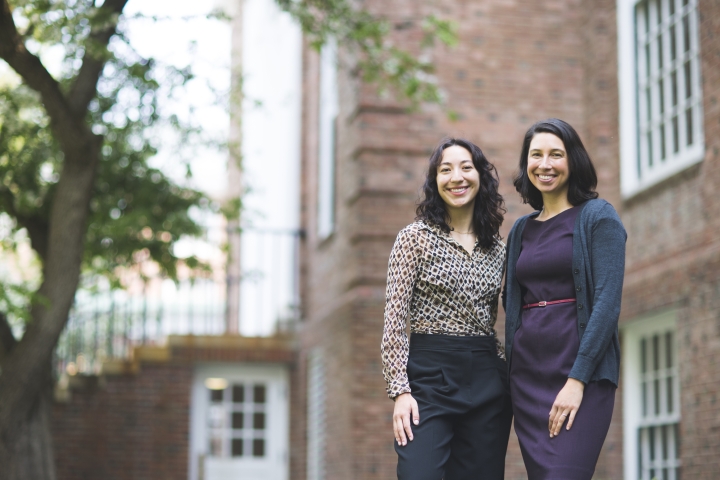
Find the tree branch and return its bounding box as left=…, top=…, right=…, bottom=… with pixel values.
left=0, top=187, right=49, bottom=262
left=0, top=0, right=87, bottom=151
left=0, top=312, right=17, bottom=364
left=67, top=0, right=130, bottom=116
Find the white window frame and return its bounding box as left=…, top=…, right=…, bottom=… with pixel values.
left=317, top=38, right=339, bottom=239
left=622, top=310, right=680, bottom=480
left=306, top=349, right=326, bottom=480
left=617, top=0, right=704, bottom=197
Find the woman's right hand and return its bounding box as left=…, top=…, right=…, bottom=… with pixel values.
left=393, top=392, right=419, bottom=446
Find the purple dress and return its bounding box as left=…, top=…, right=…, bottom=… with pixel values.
left=510, top=207, right=615, bottom=480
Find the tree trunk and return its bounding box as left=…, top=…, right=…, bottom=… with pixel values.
left=0, top=3, right=126, bottom=479
left=0, top=141, right=100, bottom=480
left=0, top=366, right=56, bottom=480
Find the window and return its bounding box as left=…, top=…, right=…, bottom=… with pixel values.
left=207, top=382, right=268, bottom=458
left=307, top=350, right=326, bottom=480
left=317, top=38, right=339, bottom=239
left=617, top=0, right=704, bottom=196
left=622, top=311, right=680, bottom=480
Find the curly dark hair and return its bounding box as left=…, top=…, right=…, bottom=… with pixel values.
left=416, top=138, right=505, bottom=249
left=513, top=118, right=599, bottom=210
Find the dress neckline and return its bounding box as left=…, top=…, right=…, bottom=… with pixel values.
left=530, top=205, right=579, bottom=223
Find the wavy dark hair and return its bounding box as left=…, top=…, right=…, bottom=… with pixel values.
left=416, top=138, right=505, bottom=249
left=513, top=118, right=599, bottom=210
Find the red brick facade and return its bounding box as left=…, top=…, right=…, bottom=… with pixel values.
left=49, top=1, right=720, bottom=478
left=52, top=336, right=294, bottom=480
left=294, top=0, right=720, bottom=479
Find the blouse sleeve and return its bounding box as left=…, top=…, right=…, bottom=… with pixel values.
left=381, top=226, right=421, bottom=399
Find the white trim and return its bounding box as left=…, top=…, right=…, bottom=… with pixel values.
left=617, top=0, right=705, bottom=198
left=306, top=349, right=326, bottom=480
left=317, top=38, right=339, bottom=239
left=621, top=309, right=679, bottom=480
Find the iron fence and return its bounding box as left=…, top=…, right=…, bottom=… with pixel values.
left=55, top=228, right=302, bottom=377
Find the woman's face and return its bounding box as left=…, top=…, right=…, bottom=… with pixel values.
left=436, top=145, right=480, bottom=211
left=527, top=133, right=570, bottom=200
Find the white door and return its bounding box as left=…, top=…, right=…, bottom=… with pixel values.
left=189, top=364, right=289, bottom=480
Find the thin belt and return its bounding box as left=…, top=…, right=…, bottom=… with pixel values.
left=522, top=298, right=576, bottom=310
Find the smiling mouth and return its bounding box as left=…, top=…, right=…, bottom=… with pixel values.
left=447, top=187, right=469, bottom=195
left=537, top=174, right=556, bottom=182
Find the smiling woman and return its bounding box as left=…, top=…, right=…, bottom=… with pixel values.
left=381, top=138, right=511, bottom=480
left=504, top=119, right=627, bottom=480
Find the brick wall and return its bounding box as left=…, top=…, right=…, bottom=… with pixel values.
left=296, top=0, right=625, bottom=478
left=52, top=336, right=294, bottom=480
left=53, top=363, right=192, bottom=480
left=619, top=0, right=720, bottom=477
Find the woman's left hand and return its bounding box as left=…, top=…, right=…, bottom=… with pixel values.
left=548, top=378, right=585, bottom=438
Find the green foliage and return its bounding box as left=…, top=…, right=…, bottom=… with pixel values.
left=0, top=0, right=212, bottom=303
left=275, top=0, right=457, bottom=108
left=0, top=0, right=455, bottom=320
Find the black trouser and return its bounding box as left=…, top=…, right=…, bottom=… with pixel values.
left=396, top=334, right=512, bottom=480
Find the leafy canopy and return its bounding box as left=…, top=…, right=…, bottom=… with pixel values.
left=0, top=0, right=211, bottom=323
left=0, top=0, right=457, bottom=324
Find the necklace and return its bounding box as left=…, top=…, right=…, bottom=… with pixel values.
left=453, top=230, right=474, bottom=235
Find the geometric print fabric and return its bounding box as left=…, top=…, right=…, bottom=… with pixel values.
left=381, top=221, right=506, bottom=398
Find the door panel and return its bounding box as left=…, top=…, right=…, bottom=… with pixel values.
left=190, top=364, right=288, bottom=480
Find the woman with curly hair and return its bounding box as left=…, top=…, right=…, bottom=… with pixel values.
left=381, top=138, right=512, bottom=479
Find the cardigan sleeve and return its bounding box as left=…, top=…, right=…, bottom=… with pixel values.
left=569, top=204, right=627, bottom=383
left=381, top=226, right=421, bottom=398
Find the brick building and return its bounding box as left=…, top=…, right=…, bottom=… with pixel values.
left=49, top=0, right=719, bottom=479
left=294, top=0, right=720, bottom=479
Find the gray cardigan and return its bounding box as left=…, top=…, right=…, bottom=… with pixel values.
left=503, top=199, right=627, bottom=386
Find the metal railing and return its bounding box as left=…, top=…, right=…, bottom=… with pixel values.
left=55, top=228, right=302, bottom=377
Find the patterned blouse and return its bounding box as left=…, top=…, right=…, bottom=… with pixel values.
left=381, top=220, right=507, bottom=398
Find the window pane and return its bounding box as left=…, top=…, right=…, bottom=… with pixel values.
left=647, top=131, right=654, bottom=167
left=210, top=388, right=223, bottom=403
left=253, top=412, right=266, bottom=430
left=253, top=439, right=265, bottom=457
left=686, top=108, right=693, bottom=146
left=209, top=405, right=226, bottom=428
left=658, top=32, right=664, bottom=71
left=684, top=60, right=692, bottom=98
left=660, top=125, right=667, bottom=161
left=636, top=329, right=681, bottom=480
left=683, top=14, right=690, bottom=52
left=671, top=71, right=678, bottom=106
left=653, top=334, right=660, bottom=371
left=232, top=412, right=244, bottom=429
left=669, top=0, right=675, bottom=16
left=641, top=338, right=648, bottom=373
left=232, top=438, right=244, bottom=457
left=659, top=78, right=665, bottom=114
left=672, top=116, right=679, bottom=153
left=670, top=25, right=676, bottom=61
left=253, top=385, right=266, bottom=404
left=637, top=429, right=644, bottom=480
left=649, top=426, right=656, bottom=460
left=210, top=436, right=223, bottom=457
left=233, top=385, right=245, bottom=403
